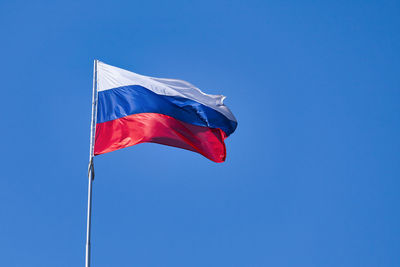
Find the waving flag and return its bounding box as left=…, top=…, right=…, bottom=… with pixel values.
left=93, top=61, right=237, bottom=162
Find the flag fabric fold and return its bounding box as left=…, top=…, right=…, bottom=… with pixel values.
left=94, top=61, right=237, bottom=162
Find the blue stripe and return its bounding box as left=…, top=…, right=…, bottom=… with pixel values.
left=97, top=85, right=237, bottom=136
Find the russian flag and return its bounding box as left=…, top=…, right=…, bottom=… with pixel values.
left=94, top=61, right=237, bottom=163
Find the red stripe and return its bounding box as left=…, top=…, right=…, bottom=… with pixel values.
left=94, top=113, right=227, bottom=163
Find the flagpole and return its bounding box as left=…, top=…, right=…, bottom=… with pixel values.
left=86, top=59, right=98, bottom=267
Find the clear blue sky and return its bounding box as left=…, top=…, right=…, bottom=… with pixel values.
left=0, top=0, right=399, bottom=266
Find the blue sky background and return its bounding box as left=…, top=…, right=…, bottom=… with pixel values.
left=0, top=0, right=399, bottom=266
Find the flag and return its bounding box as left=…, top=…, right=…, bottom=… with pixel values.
left=94, top=61, right=237, bottom=162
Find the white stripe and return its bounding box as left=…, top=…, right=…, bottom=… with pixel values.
left=97, top=61, right=237, bottom=122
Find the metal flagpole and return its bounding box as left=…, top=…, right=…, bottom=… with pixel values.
left=86, top=59, right=98, bottom=267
